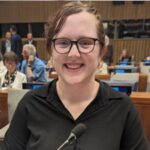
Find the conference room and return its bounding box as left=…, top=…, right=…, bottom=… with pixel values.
left=0, top=1, right=150, bottom=149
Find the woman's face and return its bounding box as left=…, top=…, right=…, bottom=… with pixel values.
left=5, top=61, right=16, bottom=74
left=51, top=11, right=103, bottom=85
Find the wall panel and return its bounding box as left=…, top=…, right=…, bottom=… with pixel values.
left=111, top=39, right=150, bottom=64
left=0, top=1, right=150, bottom=23
left=1, top=38, right=150, bottom=63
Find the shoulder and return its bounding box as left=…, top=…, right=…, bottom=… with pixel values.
left=34, top=57, right=45, bottom=66
left=24, top=41, right=28, bottom=44
left=32, top=40, right=37, bottom=44
left=22, top=60, right=27, bottom=65
left=99, top=81, right=133, bottom=108
left=19, top=81, right=53, bottom=107
left=0, top=69, right=7, bottom=77
left=13, top=34, right=21, bottom=40
left=1, top=40, right=5, bottom=44
left=16, top=71, right=26, bottom=77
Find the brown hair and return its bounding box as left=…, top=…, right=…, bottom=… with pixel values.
left=3, top=51, right=18, bottom=64
left=46, top=2, right=105, bottom=56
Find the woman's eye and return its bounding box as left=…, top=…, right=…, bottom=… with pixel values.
left=56, top=40, right=70, bottom=47
left=79, top=39, right=93, bottom=48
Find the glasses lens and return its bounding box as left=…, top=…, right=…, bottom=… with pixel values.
left=78, top=38, right=95, bottom=53
left=54, top=39, right=71, bottom=53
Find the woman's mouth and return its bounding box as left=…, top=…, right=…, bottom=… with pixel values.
left=64, top=63, right=84, bottom=70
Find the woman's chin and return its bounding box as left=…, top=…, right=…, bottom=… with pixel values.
left=62, top=76, right=85, bottom=85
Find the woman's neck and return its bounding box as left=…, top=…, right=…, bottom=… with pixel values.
left=56, top=78, right=100, bottom=103
left=8, top=70, right=16, bottom=75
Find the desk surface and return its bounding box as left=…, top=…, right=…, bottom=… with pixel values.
left=0, top=90, right=8, bottom=95
left=130, top=92, right=150, bottom=104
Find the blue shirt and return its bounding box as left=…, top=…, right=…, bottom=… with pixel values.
left=21, top=57, right=47, bottom=82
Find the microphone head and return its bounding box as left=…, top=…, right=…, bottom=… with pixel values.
left=71, top=123, right=87, bottom=138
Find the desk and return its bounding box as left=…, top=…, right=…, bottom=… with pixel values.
left=109, top=65, right=139, bottom=73
left=130, top=92, right=150, bottom=143
left=0, top=89, right=150, bottom=143
left=0, top=90, right=8, bottom=128
left=139, top=74, right=148, bottom=92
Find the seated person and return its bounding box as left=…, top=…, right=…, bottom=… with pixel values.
left=0, top=51, right=27, bottom=89
left=24, top=33, right=38, bottom=57
left=146, top=56, right=150, bottom=60
left=119, top=49, right=132, bottom=64
left=21, top=44, right=47, bottom=82
left=0, top=52, right=7, bottom=75
left=24, top=33, right=37, bottom=48
left=1, top=31, right=12, bottom=55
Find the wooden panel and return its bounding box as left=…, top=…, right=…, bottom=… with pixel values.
left=35, top=38, right=150, bottom=63
left=0, top=1, right=150, bottom=23
left=1, top=38, right=150, bottom=63
left=0, top=1, right=66, bottom=23
left=139, top=74, right=148, bottom=92
left=0, top=90, right=8, bottom=128
left=130, top=92, right=150, bottom=143
left=36, top=38, right=47, bottom=60
left=111, top=39, right=150, bottom=64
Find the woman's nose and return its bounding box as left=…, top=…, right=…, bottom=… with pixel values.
left=68, top=44, right=81, bottom=57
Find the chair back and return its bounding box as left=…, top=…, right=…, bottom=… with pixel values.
left=7, top=89, right=29, bottom=122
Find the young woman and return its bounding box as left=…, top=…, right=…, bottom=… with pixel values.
left=0, top=2, right=149, bottom=150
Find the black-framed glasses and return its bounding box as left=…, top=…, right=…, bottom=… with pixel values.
left=52, top=38, right=99, bottom=54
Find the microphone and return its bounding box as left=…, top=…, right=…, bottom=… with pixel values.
left=57, top=123, right=87, bottom=150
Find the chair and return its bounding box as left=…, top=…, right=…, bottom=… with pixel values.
left=140, top=62, right=150, bottom=74
left=0, top=89, right=29, bottom=140
left=111, top=73, right=148, bottom=92
left=111, top=73, right=139, bottom=91
left=111, top=73, right=139, bottom=82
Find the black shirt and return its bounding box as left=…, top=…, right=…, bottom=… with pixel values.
left=1, top=80, right=149, bottom=150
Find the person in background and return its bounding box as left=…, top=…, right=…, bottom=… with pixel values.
left=0, top=52, right=7, bottom=75
left=119, top=48, right=132, bottom=63
left=103, top=35, right=113, bottom=66
left=146, top=56, right=150, bottom=60
left=0, top=2, right=149, bottom=150
left=0, top=51, right=26, bottom=89
left=10, top=25, right=23, bottom=62
left=1, top=32, right=12, bottom=55
left=24, top=33, right=37, bottom=48
left=21, top=44, right=47, bottom=82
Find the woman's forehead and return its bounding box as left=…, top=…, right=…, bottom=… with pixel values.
left=56, top=12, right=98, bottom=38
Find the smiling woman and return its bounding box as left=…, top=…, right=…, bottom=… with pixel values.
left=0, top=2, right=149, bottom=150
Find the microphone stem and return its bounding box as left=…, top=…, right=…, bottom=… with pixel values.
left=57, top=133, right=76, bottom=150
left=57, top=140, right=69, bottom=150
